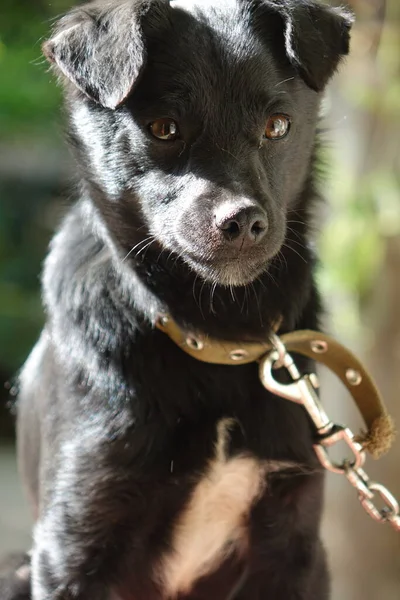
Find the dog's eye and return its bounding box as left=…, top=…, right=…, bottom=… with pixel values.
left=264, top=114, right=291, bottom=140
left=149, top=118, right=180, bottom=141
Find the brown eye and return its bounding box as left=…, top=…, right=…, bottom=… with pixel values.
left=149, top=118, right=180, bottom=141
left=264, top=114, right=291, bottom=140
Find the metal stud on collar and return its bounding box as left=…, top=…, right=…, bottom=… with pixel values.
left=229, top=349, right=250, bottom=362
left=186, top=336, right=204, bottom=351
left=346, top=368, right=363, bottom=386
left=311, top=340, right=329, bottom=354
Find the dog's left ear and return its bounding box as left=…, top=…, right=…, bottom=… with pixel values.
left=42, top=0, right=169, bottom=109
left=256, top=0, right=354, bottom=91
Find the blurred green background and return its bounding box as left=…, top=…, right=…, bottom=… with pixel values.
left=0, top=0, right=72, bottom=439
left=0, top=0, right=399, bottom=597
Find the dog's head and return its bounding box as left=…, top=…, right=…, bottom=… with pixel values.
left=43, top=0, right=353, bottom=286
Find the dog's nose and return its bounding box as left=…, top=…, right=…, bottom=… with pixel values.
left=215, top=205, right=268, bottom=247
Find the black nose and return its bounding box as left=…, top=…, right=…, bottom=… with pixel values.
left=215, top=205, right=268, bottom=247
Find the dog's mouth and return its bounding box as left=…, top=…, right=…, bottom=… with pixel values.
left=169, top=226, right=284, bottom=287
left=126, top=235, right=271, bottom=287
left=129, top=227, right=284, bottom=287
left=179, top=251, right=271, bottom=287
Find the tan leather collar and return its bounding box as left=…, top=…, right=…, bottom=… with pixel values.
left=156, top=315, right=281, bottom=365
left=156, top=315, right=396, bottom=459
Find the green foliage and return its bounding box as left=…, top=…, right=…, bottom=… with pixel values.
left=0, top=1, right=73, bottom=379
left=319, top=15, right=400, bottom=310
left=319, top=172, right=385, bottom=299
left=0, top=0, right=71, bottom=137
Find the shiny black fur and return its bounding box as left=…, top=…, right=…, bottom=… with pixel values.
left=1, top=1, right=353, bottom=599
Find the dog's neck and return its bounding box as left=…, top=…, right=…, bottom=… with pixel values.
left=125, top=242, right=317, bottom=340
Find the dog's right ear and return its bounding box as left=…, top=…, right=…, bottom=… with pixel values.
left=251, top=0, right=354, bottom=91
left=42, top=0, right=168, bottom=109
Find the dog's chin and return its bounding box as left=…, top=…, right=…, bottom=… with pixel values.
left=185, top=256, right=269, bottom=287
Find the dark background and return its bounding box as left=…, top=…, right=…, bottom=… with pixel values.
left=0, top=1, right=399, bottom=597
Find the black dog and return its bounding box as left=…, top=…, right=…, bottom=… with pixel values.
left=2, top=1, right=353, bottom=598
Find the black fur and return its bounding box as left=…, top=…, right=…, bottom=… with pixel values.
left=3, top=1, right=352, bottom=599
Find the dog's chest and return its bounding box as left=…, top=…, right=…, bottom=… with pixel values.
left=151, top=417, right=293, bottom=598
left=113, top=368, right=316, bottom=598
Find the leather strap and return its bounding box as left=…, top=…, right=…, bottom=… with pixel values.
left=156, top=316, right=275, bottom=365
left=156, top=316, right=396, bottom=458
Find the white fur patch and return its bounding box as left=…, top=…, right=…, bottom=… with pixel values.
left=156, top=419, right=266, bottom=597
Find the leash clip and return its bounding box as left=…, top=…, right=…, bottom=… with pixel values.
left=259, top=333, right=400, bottom=534
left=260, top=334, right=333, bottom=433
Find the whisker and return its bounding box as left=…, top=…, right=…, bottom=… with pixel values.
left=287, top=207, right=310, bottom=213
left=192, top=275, right=202, bottom=314
left=122, top=236, right=156, bottom=262
left=285, top=234, right=307, bottom=250
left=251, top=282, right=263, bottom=327
left=286, top=220, right=307, bottom=228
left=199, top=280, right=207, bottom=318
left=276, top=250, right=288, bottom=272
left=172, top=250, right=185, bottom=269
left=286, top=227, right=306, bottom=243
left=229, top=284, right=236, bottom=303
left=156, top=248, right=165, bottom=264
left=274, top=76, right=295, bottom=88
left=283, top=243, right=308, bottom=263
left=210, top=282, right=218, bottom=315
left=240, top=285, right=247, bottom=315
left=256, top=276, right=268, bottom=292
left=135, top=238, right=157, bottom=259
left=263, top=268, right=279, bottom=288
left=165, top=249, right=176, bottom=266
